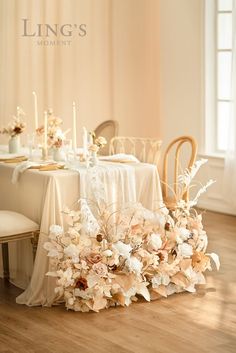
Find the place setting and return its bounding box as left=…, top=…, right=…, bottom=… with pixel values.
left=0, top=99, right=113, bottom=184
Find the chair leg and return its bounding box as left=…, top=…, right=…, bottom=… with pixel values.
left=31, top=231, right=39, bottom=261
left=2, top=243, right=10, bottom=280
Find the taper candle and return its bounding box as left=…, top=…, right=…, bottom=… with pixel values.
left=82, top=126, right=88, bottom=158
left=44, top=111, right=48, bottom=149
left=32, top=91, right=38, bottom=130
left=72, top=102, right=77, bottom=151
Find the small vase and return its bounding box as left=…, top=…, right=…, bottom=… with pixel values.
left=8, top=135, right=20, bottom=154
left=53, top=148, right=65, bottom=162
left=90, top=151, right=98, bottom=166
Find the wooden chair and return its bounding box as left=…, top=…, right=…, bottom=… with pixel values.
left=94, top=120, right=119, bottom=155
left=162, top=136, right=197, bottom=209
left=0, top=211, right=39, bottom=280
left=109, top=136, right=162, bottom=165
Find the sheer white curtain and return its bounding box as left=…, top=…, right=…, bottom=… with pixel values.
left=224, top=0, right=236, bottom=210
left=0, top=0, right=161, bottom=145
left=0, top=0, right=113, bottom=146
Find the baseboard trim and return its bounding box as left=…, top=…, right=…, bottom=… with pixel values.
left=197, top=200, right=236, bottom=216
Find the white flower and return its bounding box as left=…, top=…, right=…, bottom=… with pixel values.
left=148, top=233, right=162, bottom=251
left=55, top=128, right=65, bottom=140
left=103, top=249, right=113, bottom=257
left=152, top=273, right=170, bottom=287
left=67, top=297, right=74, bottom=306
left=49, top=225, right=64, bottom=240
left=64, top=244, right=80, bottom=262
left=176, top=227, right=191, bottom=244
left=88, top=144, right=99, bottom=152
left=44, top=242, right=62, bottom=258
left=178, top=243, right=193, bottom=257
left=57, top=268, right=74, bottom=287
left=113, top=241, right=132, bottom=259
left=96, top=136, right=107, bottom=146
left=126, top=256, right=143, bottom=274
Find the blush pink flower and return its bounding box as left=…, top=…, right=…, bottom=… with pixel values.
left=92, top=262, right=108, bottom=277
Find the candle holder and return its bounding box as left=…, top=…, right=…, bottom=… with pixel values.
left=42, top=146, right=48, bottom=161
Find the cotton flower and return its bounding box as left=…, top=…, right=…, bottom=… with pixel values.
left=126, top=256, right=143, bottom=275
left=148, top=233, right=162, bottom=251
left=113, top=241, right=132, bottom=259
left=176, top=227, right=191, bottom=244
left=178, top=243, right=193, bottom=257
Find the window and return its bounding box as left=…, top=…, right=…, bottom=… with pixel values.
left=205, top=0, right=233, bottom=153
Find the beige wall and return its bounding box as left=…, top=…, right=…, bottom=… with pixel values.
left=159, top=0, right=204, bottom=152
left=112, top=0, right=160, bottom=138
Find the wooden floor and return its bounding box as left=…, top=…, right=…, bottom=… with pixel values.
left=0, top=211, right=236, bottom=353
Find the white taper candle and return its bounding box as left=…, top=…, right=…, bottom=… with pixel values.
left=44, top=111, right=48, bottom=149
left=82, top=126, right=88, bottom=158
left=32, top=91, right=38, bottom=130
left=72, top=102, right=77, bottom=151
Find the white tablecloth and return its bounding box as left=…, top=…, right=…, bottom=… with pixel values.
left=0, top=161, right=163, bottom=306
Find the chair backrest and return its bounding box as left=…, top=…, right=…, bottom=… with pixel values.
left=162, top=135, right=197, bottom=203
left=109, top=136, right=162, bottom=165
left=94, top=120, right=119, bottom=155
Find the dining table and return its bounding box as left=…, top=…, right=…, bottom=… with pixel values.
left=0, top=153, right=163, bottom=306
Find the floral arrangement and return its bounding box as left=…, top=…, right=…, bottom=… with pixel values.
left=36, top=109, right=67, bottom=148
left=88, top=132, right=107, bottom=154
left=0, top=108, right=26, bottom=137
left=44, top=160, right=219, bottom=312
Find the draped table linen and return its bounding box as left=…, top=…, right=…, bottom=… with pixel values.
left=0, top=161, right=163, bottom=306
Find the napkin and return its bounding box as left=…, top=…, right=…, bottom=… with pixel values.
left=38, top=164, right=65, bottom=171
left=11, top=161, right=64, bottom=184
left=99, top=153, right=140, bottom=163
left=0, top=154, right=28, bottom=163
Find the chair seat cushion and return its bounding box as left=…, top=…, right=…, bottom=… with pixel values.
left=0, top=211, right=39, bottom=237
